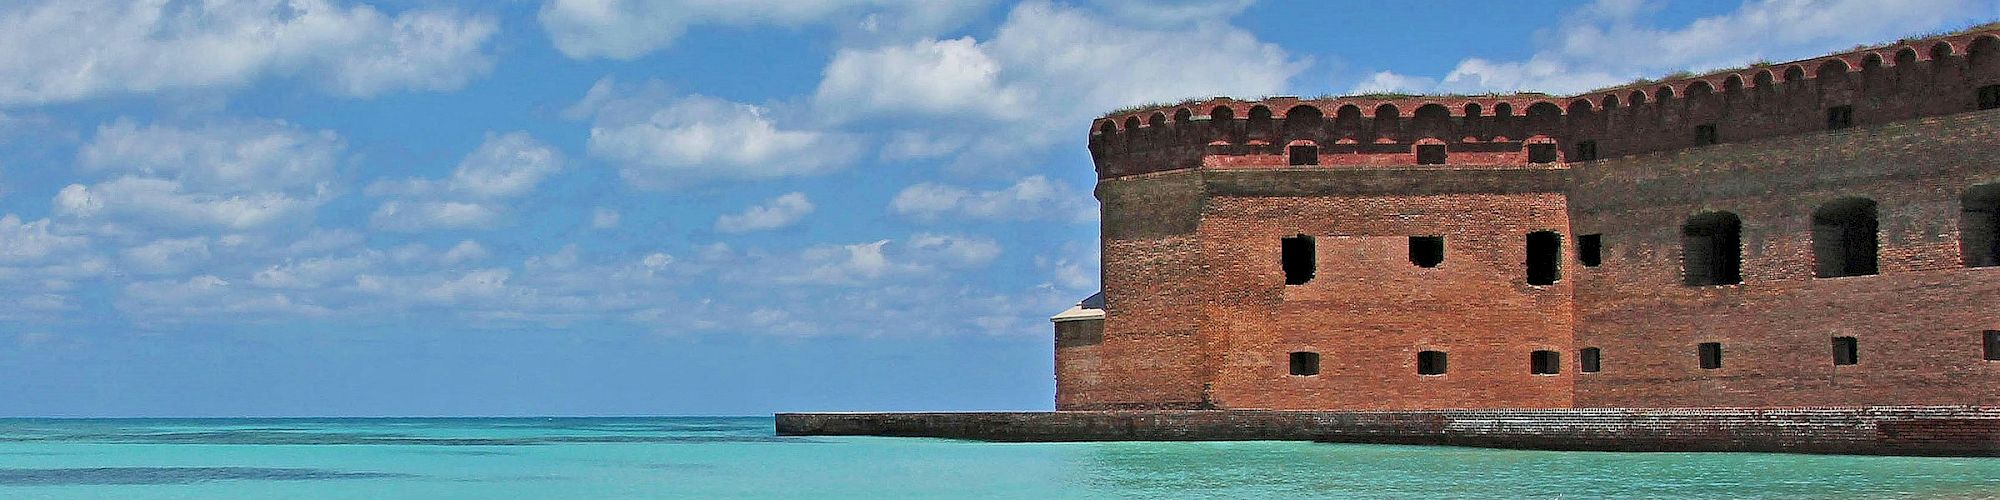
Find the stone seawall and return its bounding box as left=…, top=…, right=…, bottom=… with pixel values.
left=776, top=407, right=2000, bottom=456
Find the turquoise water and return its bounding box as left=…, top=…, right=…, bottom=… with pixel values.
left=0, top=418, right=1994, bottom=499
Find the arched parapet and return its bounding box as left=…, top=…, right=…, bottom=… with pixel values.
left=1088, top=24, right=2000, bottom=179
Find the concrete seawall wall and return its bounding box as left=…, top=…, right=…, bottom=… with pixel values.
left=776, top=407, right=2000, bottom=456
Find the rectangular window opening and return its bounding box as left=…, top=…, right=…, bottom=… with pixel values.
left=1409, top=236, right=1444, bottom=268
left=1416, top=144, right=1447, bottom=165
left=1827, top=105, right=1854, bottom=130
left=1288, top=144, right=1320, bottom=166
left=1526, top=143, right=1558, bottom=163
left=1574, top=140, right=1599, bottom=162
left=1695, top=124, right=1719, bottom=145
left=1578, top=234, right=1603, bottom=267
left=1580, top=347, right=1601, bottom=373
left=1281, top=235, right=1315, bottom=285
left=1417, top=351, right=1447, bottom=376
left=1699, top=342, right=1723, bottom=370
left=1980, top=85, right=2000, bottom=111
left=1289, top=351, right=1321, bottom=376
left=1832, top=337, right=1858, bottom=366
left=1985, top=331, right=2000, bottom=361
left=1531, top=350, right=1561, bottom=375
left=1526, top=231, right=1562, bottom=286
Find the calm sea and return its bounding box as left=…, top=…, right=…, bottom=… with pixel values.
left=0, top=417, right=1993, bottom=499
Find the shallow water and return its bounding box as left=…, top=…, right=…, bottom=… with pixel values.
left=0, top=417, right=1993, bottom=499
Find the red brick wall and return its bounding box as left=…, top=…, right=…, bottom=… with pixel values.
left=1065, top=29, right=2000, bottom=411
left=1570, top=109, right=2000, bottom=408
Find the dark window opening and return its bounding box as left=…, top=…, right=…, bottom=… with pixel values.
left=1574, top=140, right=1599, bottom=161
left=1578, top=234, right=1603, bottom=267
left=1531, top=350, right=1561, bottom=375
left=1526, top=231, right=1562, bottom=286
left=1682, top=212, right=1743, bottom=286
left=1417, top=351, right=1447, bottom=376
left=1812, top=198, right=1879, bottom=278
left=1833, top=337, right=1858, bottom=366
left=1289, top=351, right=1320, bottom=376
left=1409, top=236, right=1444, bottom=268
left=1699, top=342, right=1723, bottom=369
left=1827, top=105, right=1854, bottom=130
left=1986, top=331, right=2000, bottom=361
left=1694, top=124, right=1719, bottom=145
left=1526, top=143, right=1558, bottom=163
left=1416, top=144, right=1447, bottom=165
left=1288, top=144, right=1319, bottom=166
left=1963, top=184, right=2000, bottom=268
left=1282, top=235, right=1315, bottom=285
left=1979, top=85, right=2000, bottom=111
left=1580, top=348, right=1601, bottom=373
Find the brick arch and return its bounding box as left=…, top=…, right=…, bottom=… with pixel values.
left=1373, top=103, right=1401, bottom=118
left=1685, top=80, right=1714, bottom=97
left=1783, top=65, right=1806, bottom=82
left=1931, top=41, right=1955, bottom=60
left=1753, top=69, right=1775, bottom=87
left=1817, top=59, right=1851, bottom=78
left=1463, top=102, right=1484, bottom=117
left=1895, top=47, right=1919, bottom=66
left=1147, top=112, right=1167, bottom=128
left=1722, top=74, right=1744, bottom=92
left=1285, top=104, right=1323, bottom=125
left=1627, top=89, right=1648, bottom=106
left=1173, top=107, right=1192, bottom=123
left=1210, top=105, right=1235, bottom=121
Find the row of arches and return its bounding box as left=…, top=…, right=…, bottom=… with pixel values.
left=1094, top=34, right=2000, bottom=133
left=1678, top=186, right=2000, bottom=286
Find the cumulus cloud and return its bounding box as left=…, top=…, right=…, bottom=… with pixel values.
left=1086, top=0, right=1256, bottom=26
left=591, top=208, right=621, bottom=229
left=812, top=2, right=1300, bottom=124
left=0, top=0, right=497, bottom=105
left=59, top=119, right=342, bottom=232
left=538, top=0, right=991, bottom=60
left=368, top=132, right=565, bottom=231
left=574, top=80, right=861, bottom=188
left=890, top=175, right=1095, bottom=223
left=0, top=215, right=88, bottom=264
left=1349, top=0, right=1993, bottom=95
left=121, top=237, right=213, bottom=275
left=715, top=193, right=816, bottom=233
left=118, top=275, right=332, bottom=322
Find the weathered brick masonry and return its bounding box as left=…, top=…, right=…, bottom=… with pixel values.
left=1071, top=29, right=2000, bottom=411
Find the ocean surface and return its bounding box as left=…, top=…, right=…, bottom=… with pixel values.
left=0, top=417, right=1994, bottom=499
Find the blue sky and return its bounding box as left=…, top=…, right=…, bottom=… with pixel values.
left=0, top=0, right=1992, bottom=417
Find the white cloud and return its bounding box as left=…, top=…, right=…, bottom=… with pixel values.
left=908, top=233, right=1001, bottom=267
left=1086, top=0, right=1255, bottom=26
left=119, top=275, right=332, bottom=321
left=1351, top=0, right=1991, bottom=95
left=815, top=37, right=1032, bottom=122
left=0, top=215, right=87, bottom=264
left=578, top=86, right=861, bottom=188
left=890, top=175, right=1095, bottom=223
left=715, top=192, right=816, bottom=233
left=251, top=251, right=383, bottom=289
left=121, top=237, right=213, bottom=275
left=538, top=0, right=991, bottom=60
left=368, top=132, right=564, bottom=231
left=0, top=0, right=497, bottom=105
left=59, top=119, right=341, bottom=232
left=591, top=208, right=621, bottom=229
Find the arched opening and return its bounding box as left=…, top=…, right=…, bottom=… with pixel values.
left=1173, top=108, right=1192, bottom=123
left=1282, top=234, right=1315, bottom=285
left=1096, top=121, right=1116, bottom=136
left=1723, top=75, right=1744, bottom=93
left=1816, top=59, right=1851, bottom=79
left=1896, top=47, right=1919, bottom=67
left=1626, top=90, right=1647, bottom=107
left=1525, top=231, right=1562, bottom=285
left=1783, top=65, right=1806, bottom=82
left=1931, top=41, right=1955, bottom=61
left=1813, top=197, right=1879, bottom=278
left=1248, top=105, right=1273, bottom=122
left=1210, top=106, right=1235, bottom=121
left=1971, top=36, right=2000, bottom=67
left=1960, top=183, right=2000, bottom=267
left=1463, top=102, right=1483, bottom=117
left=1861, top=53, right=1884, bottom=72
left=1284, top=105, right=1323, bottom=130
left=1600, top=95, right=1620, bottom=110
left=1123, top=116, right=1140, bottom=131
left=1685, top=81, right=1714, bottom=97
left=1413, top=104, right=1449, bottom=129
left=1335, top=104, right=1363, bottom=127
left=1493, top=102, right=1513, bottom=117
left=1566, top=100, right=1593, bottom=116
left=1147, top=112, right=1167, bottom=128
left=1682, top=211, right=1743, bottom=286
left=1373, top=103, right=1400, bottom=119
left=1754, top=70, right=1775, bottom=87
left=1654, top=86, right=1676, bottom=105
